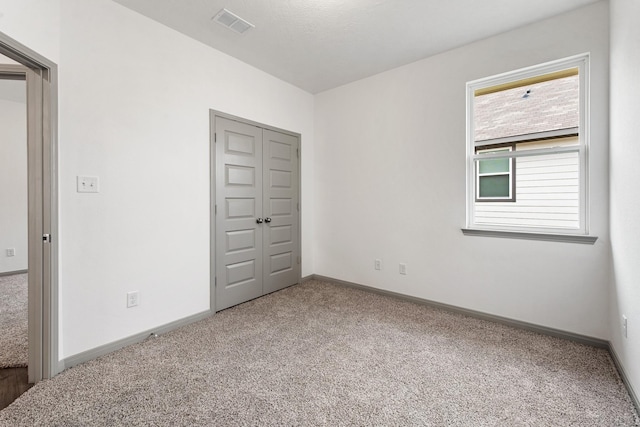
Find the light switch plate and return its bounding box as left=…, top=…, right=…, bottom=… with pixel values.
left=399, top=263, right=407, bottom=275
left=77, top=176, right=99, bottom=193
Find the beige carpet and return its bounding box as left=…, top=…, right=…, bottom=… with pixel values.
left=1, top=280, right=638, bottom=426
left=0, top=273, right=28, bottom=369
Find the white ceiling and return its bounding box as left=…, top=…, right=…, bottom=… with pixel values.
left=113, top=0, right=600, bottom=94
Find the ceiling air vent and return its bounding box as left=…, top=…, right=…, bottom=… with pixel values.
left=212, top=8, right=255, bottom=34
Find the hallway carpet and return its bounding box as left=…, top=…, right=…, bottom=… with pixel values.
left=1, top=280, right=638, bottom=426
left=0, top=274, right=28, bottom=369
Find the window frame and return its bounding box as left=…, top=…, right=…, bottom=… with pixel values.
left=465, top=54, right=592, bottom=239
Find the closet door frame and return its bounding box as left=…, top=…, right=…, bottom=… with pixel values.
left=209, top=110, right=302, bottom=312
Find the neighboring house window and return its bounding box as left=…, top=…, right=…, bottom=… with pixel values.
left=466, top=54, right=589, bottom=235
left=476, top=145, right=515, bottom=202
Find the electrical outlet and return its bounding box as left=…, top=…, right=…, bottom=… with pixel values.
left=623, top=315, right=628, bottom=338
left=374, top=259, right=382, bottom=270
left=77, top=175, right=99, bottom=193
left=399, top=263, right=407, bottom=275
left=127, top=291, right=139, bottom=308
left=6, top=248, right=15, bottom=257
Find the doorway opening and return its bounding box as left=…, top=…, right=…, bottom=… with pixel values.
left=0, top=63, right=29, bottom=409
left=0, top=30, right=59, bottom=399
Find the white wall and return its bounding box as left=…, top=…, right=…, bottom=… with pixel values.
left=0, top=88, right=27, bottom=273
left=1, top=0, right=314, bottom=359
left=0, top=53, right=19, bottom=64
left=610, top=0, right=640, bottom=403
left=314, top=2, right=610, bottom=338
left=0, top=0, right=61, bottom=63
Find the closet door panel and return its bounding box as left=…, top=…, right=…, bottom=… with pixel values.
left=262, top=129, right=299, bottom=294
left=215, top=117, right=263, bottom=311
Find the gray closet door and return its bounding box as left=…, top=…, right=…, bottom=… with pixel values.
left=215, top=117, right=264, bottom=311
left=215, top=116, right=300, bottom=311
left=263, top=129, right=299, bottom=294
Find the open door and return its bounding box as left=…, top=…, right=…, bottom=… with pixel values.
left=0, top=32, right=59, bottom=383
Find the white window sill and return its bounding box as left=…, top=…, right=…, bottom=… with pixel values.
left=461, top=228, right=598, bottom=244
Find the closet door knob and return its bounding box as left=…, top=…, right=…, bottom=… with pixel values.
left=256, top=218, right=264, bottom=224
left=264, top=217, right=272, bottom=223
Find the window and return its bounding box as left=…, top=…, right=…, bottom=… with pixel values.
left=476, top=145, right=514, bottom=202
left=465, top=54, right=594, bottom=241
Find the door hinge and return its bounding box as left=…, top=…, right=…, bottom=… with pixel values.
left=214, top=133, right=217, bottom=143
left=296, top=256, right=301, bottom=265
left=215, top=277, right=217, bottom=287
left=296, top=148, right=299, bottom=158
left=215, top=204, right=217, bottom=215
left=43, top=234, right=51, bottom=243
left=297, top=203, right=300, bottom=212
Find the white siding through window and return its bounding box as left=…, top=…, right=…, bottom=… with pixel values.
left=474, top=138, right=579, bottom=229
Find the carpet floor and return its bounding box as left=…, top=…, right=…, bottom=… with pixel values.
left=0, top=274, right=28, bottom=369
left=0, top=280, right=638, bottom=426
